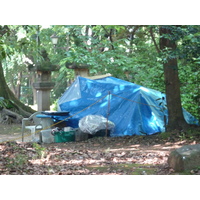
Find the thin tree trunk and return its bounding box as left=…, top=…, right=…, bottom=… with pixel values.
left=16, top=71, right=22, bottom=99
left=159, top=26, right=189, bottom=131
left=31, top=72, right=37, bottom=105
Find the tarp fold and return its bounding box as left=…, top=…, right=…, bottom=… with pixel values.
left=58, top=76, right=198, bottom=137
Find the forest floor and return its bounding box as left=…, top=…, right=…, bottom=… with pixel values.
left=0, top=123, right=200, bottom=175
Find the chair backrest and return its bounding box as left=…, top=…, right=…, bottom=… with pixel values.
left=29, top=111, right=42, bottom=125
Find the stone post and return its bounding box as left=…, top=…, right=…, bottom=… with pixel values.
left=29, top=60, right=58, bottom=111
left=33, top=71, right=55, bottom=111
left=66, top=63, right=89, bottom=77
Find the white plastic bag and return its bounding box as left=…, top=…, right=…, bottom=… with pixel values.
left=78, top=115, right=115, bottom=135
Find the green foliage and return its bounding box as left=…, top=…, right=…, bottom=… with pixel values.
left=0, top=40, right=6, bottom=59
left=51, top=99, right=58, bottom=111
left=0, top=97, right=14, bottom=109
left=0, top=25, right=199, bottom=122
left=32, top=143, right=46, bottom=159
left=180, top=26, right=200, bottom=62
left=179, top=64, right=200, bottom=119
left=59, top=25, right=165, bottom=91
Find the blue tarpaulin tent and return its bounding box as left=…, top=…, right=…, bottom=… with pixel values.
left=57, top=76, right=198, bottom=137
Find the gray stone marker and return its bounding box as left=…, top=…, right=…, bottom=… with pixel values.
left=168, top=144, right=200, bottom=172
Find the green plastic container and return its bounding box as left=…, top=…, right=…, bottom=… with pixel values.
left=54, top=131, right=75, bottom=143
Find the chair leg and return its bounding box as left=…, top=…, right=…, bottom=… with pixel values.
left=22, top=130, right=24, bottom=142
left=22, top=132, right=24, bottom=142
left=22, top=126, right=36, bottom=142
left=39, top=132, right=42, bottom=143
left=30, top=128, right=36, bottom=142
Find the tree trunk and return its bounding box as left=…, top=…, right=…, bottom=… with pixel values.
left=16, top=71, right=22, bottom=99
left=30, top=71, right=37, bottom=105
left=0, top=61, right=35, bottom=120
left=159, top=26, right=189, bottom=131
left=0, top=62, right=9, bottom=99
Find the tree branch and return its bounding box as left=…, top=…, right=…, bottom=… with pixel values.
left=149, top=27, right=160, bottom=53
left=101, top=26, right=114, bottom=50
left=101, top=25, right=110, bottom=36
left=130, top=25, right=140, bottom=42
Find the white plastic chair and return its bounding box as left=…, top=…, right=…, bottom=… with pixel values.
left=21, top=111, right=43, bottom=142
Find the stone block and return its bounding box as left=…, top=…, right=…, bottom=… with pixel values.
left=168, top=144, right=200, bottom=172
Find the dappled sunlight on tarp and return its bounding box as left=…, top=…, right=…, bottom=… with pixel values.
left=113, top=84, right=125, bottom=93
left=96, top=92, right=102, bottom=97
left=140, top=86, right=149, bottom=93
left=58, top=78, right=81, bottom=110
left=58, top=76, right=199, bottom=136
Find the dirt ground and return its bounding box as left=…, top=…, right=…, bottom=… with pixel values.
left=0, top=124, right=22, bottom=142
left=0, top=123, right=200, bottom=175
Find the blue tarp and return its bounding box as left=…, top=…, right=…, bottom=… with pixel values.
left=57, top=76, right=199, bottom=137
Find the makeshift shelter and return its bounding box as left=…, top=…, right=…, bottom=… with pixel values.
left=57, top=76, right=198, bottom=137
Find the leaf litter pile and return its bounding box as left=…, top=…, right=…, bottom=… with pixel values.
left=1, top=130, right=200, bottom=175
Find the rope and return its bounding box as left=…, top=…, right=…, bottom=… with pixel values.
left=0, top=94, right=109, bottom=144
left=110, top=93, right=161, bottom=109
left=1, top=91, right=162, bottom=143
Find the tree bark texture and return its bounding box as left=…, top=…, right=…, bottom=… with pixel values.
left=0, top=61, right=35, bottom=119
left=159, top=26, right=189, bottom=131
left=0, top=62, right=9, bottom=99
left=0, top=108, right=23, bottom=124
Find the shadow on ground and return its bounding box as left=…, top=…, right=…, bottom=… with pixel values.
left=0, top=123, right=200, bottom=175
